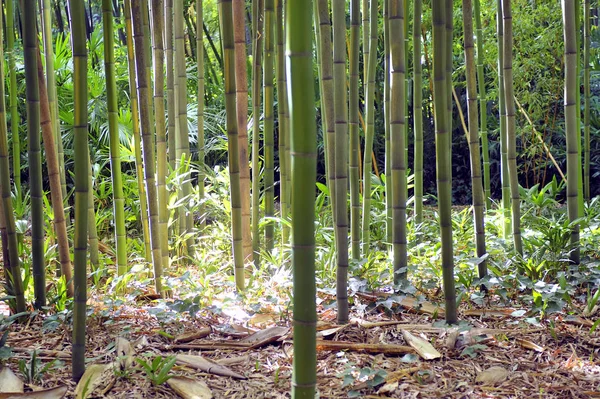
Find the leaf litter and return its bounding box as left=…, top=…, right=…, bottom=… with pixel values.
left=2, top=291, right=600, bottom=398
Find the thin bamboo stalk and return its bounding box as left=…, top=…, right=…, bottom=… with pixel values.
left=36, top=50, right=74, bottom=297
left=6, top=0, right=21, bottom=207
left=264, top=0, right=275, bottom=255
left=562, top=0, right=580, bottom=263
left=232, top=0, right=252, bottom=264
left=103, top=0, right=128, bottom=276
left=502, top=0, right=522, bottom=254
left=462, top=0, right=487, bottom=279
left=584, top=0, right=591, bottom=201
left=0, top=8, right=26, bottom=314
left=22, top=0, right=46, bottom=309
left=384, top=0, right=392, bottom=245
left=125, top=0, right=151, bottom=263
left=131, top=0, right=164, bottom=294
left=251, top=0, right=263, bottom=266
left=197, top=0, right=205, bottom=230
left=332, top=0, right=349, bottom=324
left=413, top=0, right=423, bottom=225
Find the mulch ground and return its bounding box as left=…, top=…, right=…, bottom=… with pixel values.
left=2, top=295, right=600, bottom=399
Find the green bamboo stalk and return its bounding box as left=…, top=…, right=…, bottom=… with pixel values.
left=361, top=0, right=378, bottom=257
left=287, top=0, right=317, bottom=395
left=404, top=0, right=410, bottom=169
left=131, top=0, right=164, bottom=294
left=575, top=0, right=584, bottom=216
left=219, top=0, right=245, bottom=291
left=264, top=0, right=275, bottom=255
left=125, top=0, right=151, bottom=263
left=384, top=0, right=392, bottom=245
left=497, top=0, right=510, bottom=239
left=22, top=0, right=45, bottom=310
left=88, top=160, right=99, bottom=273
left=68, top=0, right=89, bottom=381
left=151, top=0, right=170, bottom=273
left=102, top=0, right=128, bottom=276
left=348, top=0, right=360, bottom=259
left=349, top=0, right=361, bottom=259
left=316, top=0, right=336, bottom=232
left=6, top=0, right=21, bottom=207
left=502, top=0, right=522, bottom=255
left=232, top=0, right=253, bottom=264
left=413, top=0, right=423, bottom=225
left=174, top=0, right=194, bottom=254
left=389, top=0, right=408, bottom=285
left=584, top=0, right=591, bottom=202
left=432, top=0, right=457, bottom=324
left=275, top=0, right=290, bottom=247
left=197, top=0, right=206, bottom=230
left=562, top=0, right=580, bottom=264
left=332, top=0, right=349, bottom=324
left=445, top=0, right=453, bottom=159
left=36, top=49, right=74, bottom=297
left=251, top=0, right=263, bottom=266
left=474, top=0, right=491, bottom=209
left=166, top=0, right=177, bottom=169
left=0, top=9, right=26, bottom=315
left=462, top=0, right=487, bottom=278
left=362, top=0, right=369, bottom=90
left=41, top=0, right=69, bottom=219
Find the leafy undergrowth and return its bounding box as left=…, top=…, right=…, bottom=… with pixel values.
left=2, top=176, right=600, bottom=397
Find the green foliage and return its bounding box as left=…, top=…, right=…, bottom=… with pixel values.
left=135, top=354, right=177, bottom=386
left=18, top=350, right=61, bottom=384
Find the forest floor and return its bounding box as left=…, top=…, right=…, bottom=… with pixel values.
left=2, top=287, right=600, bottom=399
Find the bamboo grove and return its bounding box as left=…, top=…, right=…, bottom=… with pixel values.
left=0, top=0, right=599, bottom=395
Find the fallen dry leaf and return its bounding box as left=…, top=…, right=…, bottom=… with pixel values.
left=173, top=328, right=211, bottom=343
left=475, top=366, right=509, bottom=385
left=0, top=386, right=68, bottom=399
left=401, top=330, right=441, bottom=360
left=0, top=367, right=23, bottom=393
left=515, top=338, right=544, bottom=352
left=74, top=363, right=112, bottom=399
left=176, top=354, right=246, bottom=379
left=168, top=376, right=212, bottom=399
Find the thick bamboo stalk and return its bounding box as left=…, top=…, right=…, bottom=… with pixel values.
left=462, top=0, right=487, bottom=278
left=361, top=0, right=378, bottom=256
left=0, top=9, right=26, bottom=315
left=151, top=0, right=170, bottom=273
left=349, top=0, right=361, bottom=259
left=332, top=0, right=349, bottom=324
left=276, top=0, right=290, bottom=247
left=125, top=0, right=151, bottom=263
left=68, top=0, right=89, bottom=381
left=384, top=0, right=392, bottom=245
left=287, top=1, right=317, bottom=395
left=413, top=0, right=423, bottom=225
left=131, top=0, right=164, bottom=294
left=562, top=0, right=580, bottom=263
left=218, top=0, right=245, bottom=291
left=88, top=161, right=99, bottom=273
left=474, top=0, right=491, bottom=209
left=36, top=50, right=74, bottom=297
left=102, top=0, right=128, bottom=276
left=251, top=0, right=263, bottom=266
left=348, top=0, right=360, bottom=259
left=432, top=0, right=457, bottom=324
left=174, top=0, right=194, bottom=254
left=22, top=0, right=46, bottom=310
left=232, top=0, right=253, bottom=263
left=389, top=0, right=408, bottom=285
left=502, top=0, right=522, bottom=254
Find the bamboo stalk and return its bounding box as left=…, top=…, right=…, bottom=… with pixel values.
left=264, top=0, right=275, bottom=255
left=251, top=0, right=263, bottom=267
left=349, top=0, right=361, bottom=259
